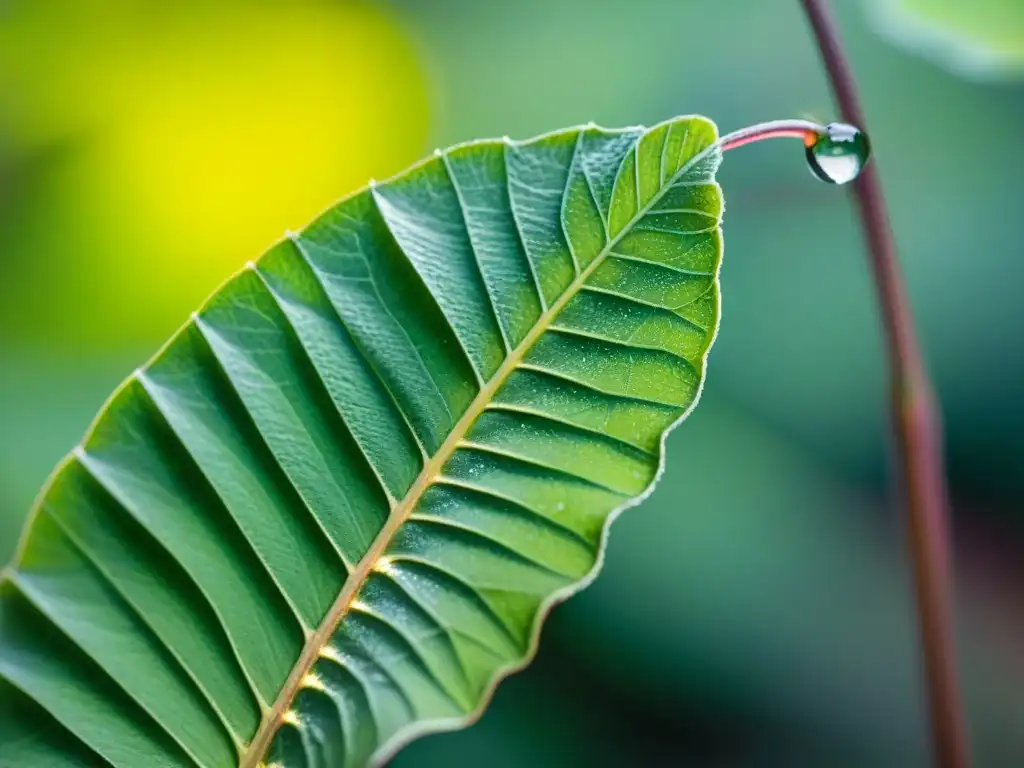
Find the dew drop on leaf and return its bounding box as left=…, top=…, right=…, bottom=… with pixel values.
left=806, top=122, right=871, bottom=184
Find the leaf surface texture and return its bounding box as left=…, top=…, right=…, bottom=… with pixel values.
left=0, top=115, right=724, bottom=768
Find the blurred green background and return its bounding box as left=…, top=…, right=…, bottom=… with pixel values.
left=1, top=1, right=1022, bottom=765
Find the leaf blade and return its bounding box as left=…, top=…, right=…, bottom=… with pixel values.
left=1, top=115, right=724, bottom=768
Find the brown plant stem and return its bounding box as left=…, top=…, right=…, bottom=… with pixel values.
left=797, top=1, right=969, bottom=766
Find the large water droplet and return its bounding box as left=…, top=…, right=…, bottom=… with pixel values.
left=806, top=122, right=870, bottom=184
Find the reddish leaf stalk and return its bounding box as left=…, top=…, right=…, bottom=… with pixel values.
left=719, top=118, right=822, bottom=152
left=797, top=1, right=969, bottom=766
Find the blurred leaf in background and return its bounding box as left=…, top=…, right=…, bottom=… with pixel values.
left=867, top=0, right=1024, bottom=79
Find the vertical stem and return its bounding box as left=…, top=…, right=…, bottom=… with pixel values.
left=796, top=2, right=969, bottom=767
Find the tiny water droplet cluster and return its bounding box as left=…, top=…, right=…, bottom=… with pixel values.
left=806, top=122, right=871, bottom=185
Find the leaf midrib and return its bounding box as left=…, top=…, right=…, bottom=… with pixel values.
left=241, top=136, right=716, bottom=766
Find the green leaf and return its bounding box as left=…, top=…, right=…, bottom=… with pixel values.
left=868, top=0, right=1024, bottom=78
left=0, top=115, right=724, bottom=767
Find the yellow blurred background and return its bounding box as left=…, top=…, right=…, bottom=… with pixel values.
left=0, top=0, right=427, bottom=346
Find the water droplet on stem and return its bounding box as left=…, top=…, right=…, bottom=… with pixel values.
left=806, top=122, right=870, bottom=184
